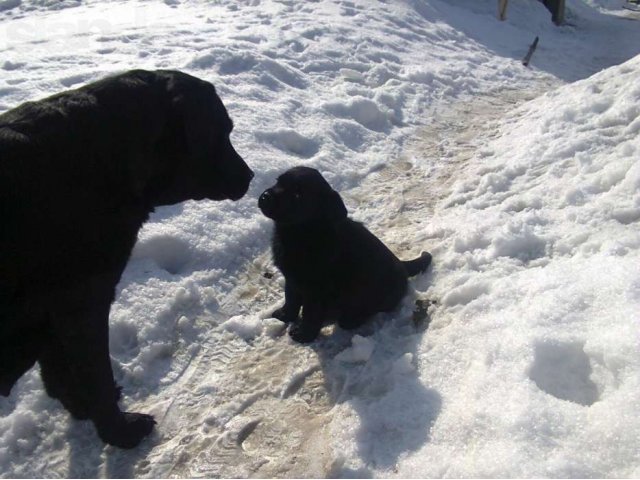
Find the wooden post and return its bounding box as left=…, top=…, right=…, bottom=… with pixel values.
left=542, top=0, right=565, bottom=25
left=555, top=0, right=565, bottom=24
left=498, top=0, right=509, bottom=20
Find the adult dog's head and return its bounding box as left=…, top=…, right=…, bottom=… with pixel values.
left=129, top=70, right=254, bottom=206
left=259, top=166, right=347, bottom=226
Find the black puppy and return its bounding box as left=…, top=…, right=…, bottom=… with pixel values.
left=259, top=166, right=431, bottom=343
left=0, top=70, right=253, bottom=448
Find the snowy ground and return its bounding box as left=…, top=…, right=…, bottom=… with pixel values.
left=1, top=0, right=640, bottom=477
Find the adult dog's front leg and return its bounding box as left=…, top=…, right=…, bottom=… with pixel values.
left=272, top=279, right=302, bottom=323
left=43, top=277, right=155, bottom=449
left=289, top=300, right=325, bottom=343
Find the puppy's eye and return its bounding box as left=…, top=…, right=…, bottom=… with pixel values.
left=293, top=191, right=303, bottom=200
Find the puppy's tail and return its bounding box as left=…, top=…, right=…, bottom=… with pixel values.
left=402, top=251, right=432, bottom=277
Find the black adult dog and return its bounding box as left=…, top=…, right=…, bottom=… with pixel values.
left=0, top=70, right=253, bottom=448
left=259, top=166, right=431, bottom=343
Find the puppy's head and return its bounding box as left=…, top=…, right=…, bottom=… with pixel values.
left=148, top=70, right=253, bottom=206
left=259, top=167, right=347, bottom=225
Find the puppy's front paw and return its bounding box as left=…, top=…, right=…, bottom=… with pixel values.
left=288, top=324, right=318, bottom=343
left=272, top=307, right=297, bottom=323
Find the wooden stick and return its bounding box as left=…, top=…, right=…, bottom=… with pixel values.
left=498, top=0, right=509, bottom=21
left=522, top=36, right=539, bottom=67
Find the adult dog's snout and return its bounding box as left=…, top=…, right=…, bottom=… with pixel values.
left=223, top=150, right=254, bottom=201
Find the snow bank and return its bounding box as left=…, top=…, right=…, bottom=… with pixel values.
left=381, top=52, right=640, bottom=479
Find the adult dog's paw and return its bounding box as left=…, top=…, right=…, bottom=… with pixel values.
left=97, top=412, right=156, bottom=449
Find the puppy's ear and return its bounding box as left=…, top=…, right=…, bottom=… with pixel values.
left=326, top=189, right=348, bottom=221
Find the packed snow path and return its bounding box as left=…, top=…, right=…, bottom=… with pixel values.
left=58, top=86, right=552, bottom=479
left=1, top=0, right=640, bottom=478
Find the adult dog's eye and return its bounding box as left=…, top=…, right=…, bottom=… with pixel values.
left=293, top=191, right=302, bottom=200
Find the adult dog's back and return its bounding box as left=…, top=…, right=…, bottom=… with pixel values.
left=1, top=76, right=162, bottom=297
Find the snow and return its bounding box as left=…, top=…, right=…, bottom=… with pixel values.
left=394, top=63, right=640, bottom=474
left=1, top=0, right=640, bottom=477
left=335, top=335, right=376, bottom=364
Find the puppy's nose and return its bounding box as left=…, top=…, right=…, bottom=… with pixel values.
left=259, top=190, right=271, bottom=203
left=258, top=190, right=273, bottom=213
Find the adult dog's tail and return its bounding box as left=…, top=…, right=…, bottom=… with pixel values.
left=402, top=251, right=432, bottom=277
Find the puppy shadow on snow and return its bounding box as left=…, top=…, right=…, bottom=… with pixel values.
left=259, top=166, right=442, bottom=471
left=313, top=300, right=441, bottom=473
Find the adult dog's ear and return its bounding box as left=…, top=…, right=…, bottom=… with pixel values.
left=129, top=82, right=216, bottom=203
left=326, top=189, right=348, bottom=221
left=172, top=85, right=218, bottom=163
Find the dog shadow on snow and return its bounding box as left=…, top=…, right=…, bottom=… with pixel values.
left=310, top=274, right=441, bottom=476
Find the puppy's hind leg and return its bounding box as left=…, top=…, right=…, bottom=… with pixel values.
left=402, top=251, right=432, bottom=277
left=289, top=300, right=325, bottom=344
